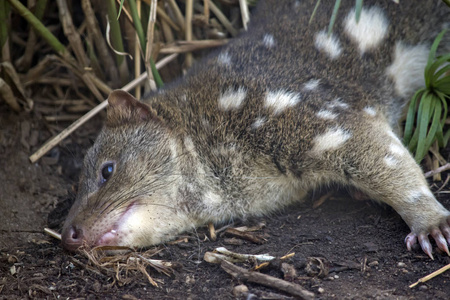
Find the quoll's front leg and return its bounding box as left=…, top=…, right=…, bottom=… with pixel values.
left=312, top=115, right=450, bottom=259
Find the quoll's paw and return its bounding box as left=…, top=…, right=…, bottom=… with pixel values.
left=405, top=215, right=450, bottom=259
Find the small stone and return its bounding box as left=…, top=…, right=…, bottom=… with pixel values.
left=318, top=287, right=325, bottom=294
left=334, top=275, right=339, bottom=279
left=233, top=284, right=249, bottom=297
left=419, top=285, right=428, bottom=291
left=368, top=260, right=379, bottom=267
left=397, top=262, right=406, bottom=268
left=185, top=275, right=195, bottom=285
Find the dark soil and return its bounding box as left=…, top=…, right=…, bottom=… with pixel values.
left=1, top=104, right=450, bottom=299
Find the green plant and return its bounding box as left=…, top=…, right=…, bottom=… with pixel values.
left=403, top=29, right=450, bottom=163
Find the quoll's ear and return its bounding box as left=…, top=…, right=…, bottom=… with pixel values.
left=106, top=90, right=161, bottom=127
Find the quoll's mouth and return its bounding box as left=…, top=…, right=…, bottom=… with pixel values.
left=96, top=201, right=138, bottom=247
left=62, top=201, right=137, bottom=252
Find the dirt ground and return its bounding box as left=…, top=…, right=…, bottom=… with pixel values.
left=1, top=103, right=450, bottom=299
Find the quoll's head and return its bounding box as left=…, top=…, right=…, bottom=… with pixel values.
left=61, top=90, right=188, bottom=252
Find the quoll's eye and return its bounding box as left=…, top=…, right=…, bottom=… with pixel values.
left=100, top=162, right=115, bottom=184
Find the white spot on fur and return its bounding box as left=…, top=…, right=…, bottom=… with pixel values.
left=252, top=117, right=266, bottom=129
left=263, top=34, right=276, bottom=48
left=408, top=186, right=434, bottom=203
left=363, top=106, right=376, bottom=116
left=264, top=90, right=301, bottom=115
left=317, top=110, right=337, bottom=120
left=328, top=98, right=349, bottom=109
left=184, top=136, right=194, bottom=149
left=386, top=42, right=429, bottom=98
left=203, top=190, right=223, bottom=206
left=344, top=6, right=389, bottom=54
left=386, top=129, right=401, bottom=143
left=218, top=87, right=247, bottom=111
left=303, top=79, right=321, bottom=91
left=384, top=155, right=398, bottom=168
left=420, top=186, right=434, bottom=198
left=218, top=52, right=232, bottom=65
left=312, top=127, right=352, bottom=152
left=314, top=30, right=342, bottom=59
left=389, top=143, right=406, bottom=156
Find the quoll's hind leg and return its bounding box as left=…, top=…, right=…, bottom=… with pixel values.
left=312, top=116, right=450, bottom=259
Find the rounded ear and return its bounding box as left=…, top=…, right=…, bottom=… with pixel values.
left=106, top=90, right=161, bottom=127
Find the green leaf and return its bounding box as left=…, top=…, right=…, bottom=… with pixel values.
left=117, top=0, right=125, bottom=19
left=423, top=98, right=441, bottom=153
left=426, top=53, right=450, bottom=86
left=414, top=91, right=431, bottom=162
left=355, top=0, right=363, bottom=23
left=327, top=0, right=341, bottom=35
left=435, top=76, right=450, bottom=93
left=309, top=0, right=322, bottom=24
left=404, top=89, right=422, bottom=145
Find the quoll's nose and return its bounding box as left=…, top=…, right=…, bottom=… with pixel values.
left=61, top=225, right=85, bottom=252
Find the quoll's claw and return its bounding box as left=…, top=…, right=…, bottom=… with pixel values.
left=405, top=220, right=450, bottom=259
left=418, top=234, right=434, bottom=260
left=443, top=226, right=450, bottom=244
left=405, top=233, right=417, bottom=251
left=431, top=228, right=450, bottom=256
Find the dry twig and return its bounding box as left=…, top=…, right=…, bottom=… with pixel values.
left=409, top=263, right=450, bottom=288
left=221, top=260, right=314, bottom=299
left=425, top=163, right=450, bottom=178
left=29, top=53, right=178, bottom=163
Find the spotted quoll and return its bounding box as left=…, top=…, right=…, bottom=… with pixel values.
left=62, top=0, right=450, bottom=258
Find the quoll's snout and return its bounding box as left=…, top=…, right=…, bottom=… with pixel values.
left=61, top=225, right=85, bottom=252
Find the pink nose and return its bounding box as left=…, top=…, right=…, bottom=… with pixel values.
left=61, top=225, right=84, bottom=252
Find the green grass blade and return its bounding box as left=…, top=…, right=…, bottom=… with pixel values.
left=426, top=53, right=450, bottom=85
left=327, top=0, right=341, bottom=35
left=425, top=29, right=447, bottom=72
left=34, top=0, right=48, bottom=20
left=431, top=60, right=450, bottom=82
left=309, top=0, right=321, bottom=24
left=414, top=91, right=431, bottom=162
left=403, top=89, right=422, bottom=145
left=127, top=0, right=146, bottom=54
left=355, top=0, right=363, bottom=23
left=424, top=98, right=441, bottom=153
left=435, top=76, right=450, bottom=93
left=117, top=0, right=125, bottom=19
left=7, top=0, right=68, bottom=58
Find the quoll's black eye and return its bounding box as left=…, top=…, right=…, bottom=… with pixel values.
left=100, top=162, right=115, bottom=184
